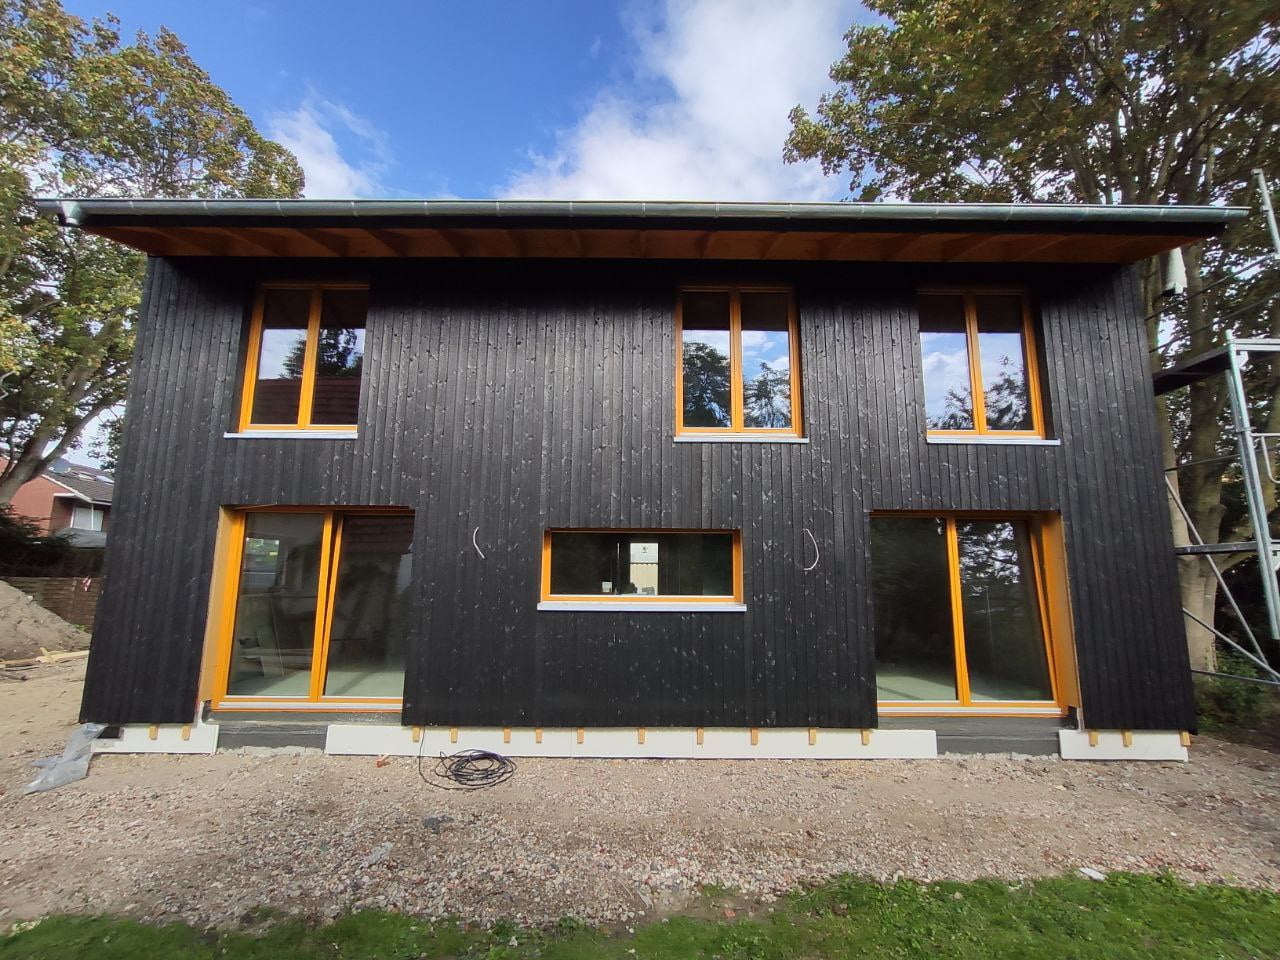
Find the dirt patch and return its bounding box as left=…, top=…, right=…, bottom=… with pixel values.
left=1, top=663, right=1279, bottom=929
left=0, top=580, right=89, bottom=661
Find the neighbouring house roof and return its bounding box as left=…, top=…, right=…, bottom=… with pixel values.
left=46, top=462, right=114, bottom=506
left=36, top=197, right=1246, bottom=265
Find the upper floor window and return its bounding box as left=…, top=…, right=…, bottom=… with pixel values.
left=918, top=291, right=1045, bottom=437
left=239, top=283, right=367, bottom=431
left=676, top=286, right=802, bottom=437
left=71, top=504, right=105, bottom=531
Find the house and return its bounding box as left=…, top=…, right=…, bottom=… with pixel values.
left=37, top=197, right=1245, bottom=760
left=6, top=456, right=113, bottom=547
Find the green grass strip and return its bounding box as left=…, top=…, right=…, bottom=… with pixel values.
left=2, top=872, right=1277, bottom=959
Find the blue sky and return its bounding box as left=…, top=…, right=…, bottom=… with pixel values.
left=62, top=0, right=868, bottom=201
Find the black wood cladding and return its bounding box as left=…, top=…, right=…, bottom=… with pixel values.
left=81, top=257, right=1195, bottom=731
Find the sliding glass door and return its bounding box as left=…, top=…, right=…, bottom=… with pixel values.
left=217, top=508, right=414, bottom=708
left=871, top=514, right=1059, bottom=710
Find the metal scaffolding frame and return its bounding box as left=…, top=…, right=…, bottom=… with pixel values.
left=1152, top=170, right=1280, bottom=685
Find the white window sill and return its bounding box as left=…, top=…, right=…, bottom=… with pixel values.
left=538, top=601, right=747, bottom=613
left=224, top=430, right=358, bottom=440
left=926, top=435, right=1060, bottom=446
left=674, top=434, right=808, bottom=444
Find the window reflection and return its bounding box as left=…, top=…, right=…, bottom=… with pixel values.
left=741, top=292, right=792, bottom=429
left=919, top=294, right=974, bottom=430
left=872, top=515, right=1055, bottom=704
left=681, top=291, right=733, bottom=428
left=548, top=531, right=735, bottom=598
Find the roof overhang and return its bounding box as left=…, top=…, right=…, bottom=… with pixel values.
left=36, top=198, right=1246, bottom=265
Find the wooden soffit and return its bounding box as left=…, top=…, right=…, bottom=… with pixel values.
left=76, top=223, right=1206, bottom=264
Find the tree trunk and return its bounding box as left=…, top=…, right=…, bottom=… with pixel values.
left=1178, top=559, right=1219, bottom=670
left=1146, top=249, right=1222, bottom=672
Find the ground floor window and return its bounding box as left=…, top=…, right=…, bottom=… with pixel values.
left=214, top=508, right=413, bottom=708
left=871, top=513, right=1060, bottom=709
left=542, top=529, right=742, bottom=603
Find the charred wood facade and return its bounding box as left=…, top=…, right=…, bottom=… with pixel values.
left=82, top=256, right=1195, bottom=731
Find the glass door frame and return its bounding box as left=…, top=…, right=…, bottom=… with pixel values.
left=210, top=505, right=412, bottom=712
left=873, top=510, right=1067, bottom=717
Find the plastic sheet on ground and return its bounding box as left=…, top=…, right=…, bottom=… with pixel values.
left=22, top=722, right=105, bottom=794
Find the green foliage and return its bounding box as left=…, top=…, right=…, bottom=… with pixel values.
left=786, top=1, right=1280, bottom=662
left=0, top=0, right=303, bottom=505
left=0, top=504, right=70, bottom=575
left=3, top=873, right=1279, bottom=959
left=1196, top=649, right=1273, bottom=732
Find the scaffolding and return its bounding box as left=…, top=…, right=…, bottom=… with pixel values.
left=1152, top=170, right=1280, bottom=686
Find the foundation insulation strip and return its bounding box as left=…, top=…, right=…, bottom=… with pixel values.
left=91, top=715, right=219, bottom=755
left=1058, top=729, right=1189, bottom=761
left=323, top=725, right=939, bottom=759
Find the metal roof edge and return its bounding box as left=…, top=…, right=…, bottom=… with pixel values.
left=35, top=197, right=1249, bottom=229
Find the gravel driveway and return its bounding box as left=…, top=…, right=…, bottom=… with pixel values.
left=2, top=662, right=1278, bottom=928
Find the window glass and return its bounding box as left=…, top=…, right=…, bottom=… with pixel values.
left=323, top=514, right=413, bottom=698
left=871, top=516, right=958, bottom=700
left=227, top=512, right=324, bottom=697
left=919, top=294, right=974, bottom=431
left=957, top=519, right=1053, bottom=701
left=548, top=531, right=735, bottom=598
left=974, top=295, right=1033, bottom=431
left=681, top=292, right=732, bottom=428
left=72, top=505, right=103, bottom=531
left=740, top=292, right=792, bottom=429
left=249, top=288, right=311, bottom=425
left=310, top=289, right=367, bottom=425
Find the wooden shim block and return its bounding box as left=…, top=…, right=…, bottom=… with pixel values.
left=411, top=727, right=422, bottom=743
left=576, top=727, right=584, bottom=744
left=637, top=728, right=645, bottom=744
left=750, top=728, right=759, bottom=746
left=808, top=727, right=817, bottom=746
left=696, top=727, right=704, bottom=746
left=860, top=728, right=871, bottom=746
left=1088, top=730, right=1099, bottom=747
left=1121, top=730, right=1133, bottom=748
left=180, top=725, right=191, bottom=742
left=503, top=728, right=511, bottom=744
left=449, top=727, right=458, bottom=744
left=148, top=725, right=158, bottom=741
left=534, top=728, right=543, bottom=744
left=1179, top=731, right=1191, bottom=747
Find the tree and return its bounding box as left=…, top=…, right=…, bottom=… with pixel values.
left=0, top=0, right=303, bottom=504
left=682, top=341, right=732, bottom=427
left=743, top=360, right=792, bottom=428
left=786, top=0, right=1280, bottom=669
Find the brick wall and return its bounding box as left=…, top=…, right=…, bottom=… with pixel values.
left=3, top=577, right=102, bottom=630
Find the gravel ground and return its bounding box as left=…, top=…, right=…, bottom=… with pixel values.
left=1, top=661, right=1279, bottom=928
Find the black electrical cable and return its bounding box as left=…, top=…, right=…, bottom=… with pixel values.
left=417, top=747, right=517, bottom=790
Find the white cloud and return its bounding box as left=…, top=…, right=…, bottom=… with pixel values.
left=268, top=97, right=390, bottom=198
left=505, top=0, right=859, bottom=201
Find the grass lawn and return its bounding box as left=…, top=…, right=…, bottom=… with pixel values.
left=2, top=872, right=1277, bottom=959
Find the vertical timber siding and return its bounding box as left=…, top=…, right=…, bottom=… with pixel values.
left=82, top=257, right=1194, bottom=731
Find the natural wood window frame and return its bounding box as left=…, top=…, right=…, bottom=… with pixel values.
left=675, top=285, right=803, bottom=437
left=238, top=282, right=367, bottom=432
left=540, top=528, right=744, bottom=604
left=920, top=288, right=1046, bottom=438
left=209, top=505, right=412, bottom=711
left=873, top=510, right=1074, bottom=717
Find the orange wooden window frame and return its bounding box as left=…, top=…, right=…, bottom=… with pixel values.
left=540, top=528, right=744, bottom=604
left=210, top=505, right=413, bottom=711
left=675, top=285, right=803, bottom=436
left=238, top=282, right=368, bottom=432
left=873, top=510, right=1067, bottom=715
left=919, top=288, right=1046, bottom=438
